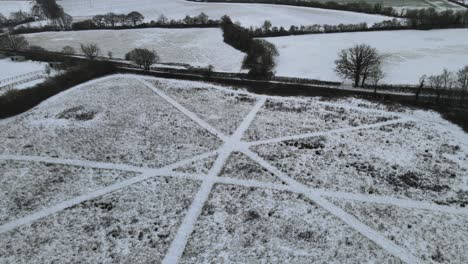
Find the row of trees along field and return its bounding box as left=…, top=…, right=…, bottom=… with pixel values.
left=417, top=67, right=468, bottom=105
left=249, top=8, right=468, bottom=38
left=334, top=43, right=468, bottom=107
left=3, top=1, right=468, bottom=35
left=249, top=19, right=404, bottom=38
left=71, top=12, right=218, bottom=31
left=0, top=31, right=161, bottom=72
left=189, top=0, right=399, bottom=17
left=0, top=11, right=35, bottom=28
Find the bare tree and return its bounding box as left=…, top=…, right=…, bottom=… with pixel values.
left=92, top=14, right=105, bottom=27
left=415, top=75, right=426, bottom=102
left=125, top=48, right=159, bottom=71
left=369, top=67, right=385, bottom=95
left=80, top=43, right=101, bottom=60
left=335, top=44, right=383, bottom=88
left=157, top=14, right=168, bottom=24
left=126, top=11, right=144, bottom=26
left=61, top=45, right=75, bottom=55
left=104, top=12, right=121, bottom=27
left=441, top=69, right=454, bottom=90
left=262, top=20, right=272, bottom=32
left=196, top=12, right=209, bottom=24
left=0, top=34, right=29, bottom=50
left=428, top=74, right=443, bottom=104
left=457, top=65, right=468, bottom=107
left=439, top=68, right=454, bottom=103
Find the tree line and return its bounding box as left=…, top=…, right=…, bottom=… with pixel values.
left=334, top=43, right=468, bottom=107
left=249, top=19, right=404, bottom=37
left=73, top=12, right=218, bottom=30
left=220, top=15, right=278, bottom=78
left=416, top=67, right=468, bottom=106
left=405, top=8, right=468, bottom=30
left=249, top=7, right=468, bottom=38
left=0, top=11, right=35, bottom=29
left=188, top=0, right=399, bottom=17
left=12, top=12, right=220, bottom=34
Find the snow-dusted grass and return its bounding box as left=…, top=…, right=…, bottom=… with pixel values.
left=181, top=184, right=401, bottom=263
left=0, top=59, right=46, bottom=80
left=329, top=198, right=468, bottom=263
left=23, top=28, right=244, bottom=72
left=1, top=75, right=467, bottom=263
left=265, top=29, right=468, bottom=84
left=173, top=155, right=217, bottom=175
left=148, top=78, right=258, bottom=135
left=251, top=121, right=468, bottom=204
left=244, top=97, right=398, bottom=141
left=0, top=177, right=201, bottom=263
left=0, top=77, right=222, bottom=168
left=219, top=151, right=282, bottom=183
left=58, top=0, right=391, bottom=27
left=0, top=160, right=136, bottom=225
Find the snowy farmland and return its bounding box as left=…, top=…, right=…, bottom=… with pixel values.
left=23, top=28, right=245, bottom=72
left=265, top=28, right=468, bottom=84
left=0, top=0, right=31, bottom=16
left=0, top=74, right=467, bottom=263
left=0, top=58, right=48, bottom=95
left=306, top=0, right=463, bottom=11
left=0, top=58, right=46, bottom=80
left=0, top=0, right=394, bottom=27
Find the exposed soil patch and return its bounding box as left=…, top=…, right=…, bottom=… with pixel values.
left=57, top=106, right=97, bottom=121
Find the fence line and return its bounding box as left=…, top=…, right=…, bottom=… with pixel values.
left=0, top=70, right=45, bottom=86
left=0, top=72, right=47, bottom=93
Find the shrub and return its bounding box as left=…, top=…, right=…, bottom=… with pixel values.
left=0, top=61, right=116, bottom=118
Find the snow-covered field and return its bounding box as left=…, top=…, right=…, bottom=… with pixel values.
left=307, top=0, right=463, bottom=10
left=0, top=58, right=46, bottom=80
left=23, top=28, right=244, bottom=71
left=0, top=74, right=467, bottom=263
left=265, top=29, right=468, bottom=84
left=0, top=0, right=393, bottom=27
left=0, top=0, right=31, bottom=16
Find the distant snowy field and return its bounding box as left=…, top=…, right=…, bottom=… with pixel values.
left=0, top=58, right=46, bottom=80
left=265, top=29, right=468, bottom=84
left=23, top=28, right=244, bottom=71
left=0, top=75, right=467, bottom=263
left=0, top=0, right=393, bottom=27
left=0, top=0, right=31, bottom=16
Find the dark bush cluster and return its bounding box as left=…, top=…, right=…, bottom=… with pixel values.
left=0, top=61, right=116, bottom=119
left=220, top=15, right=278, bottom=78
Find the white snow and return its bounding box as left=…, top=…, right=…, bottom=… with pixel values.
left=0, top=74, right=467, bottom=263
left=23, top=28, right=244, bottom=72
left=0, top=0, right=394, bottom=27
left=0, top=0, right=31, bottom=16
left=265, top=28, right=468, bottom=84
left=61, top=0, right=393, bottom=27
left=0, top=59, right=46, bottom=80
